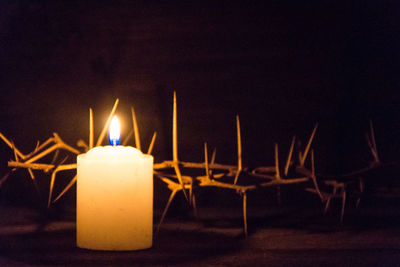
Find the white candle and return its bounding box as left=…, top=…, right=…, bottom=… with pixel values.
left=77, top=117, right=153, bottom=251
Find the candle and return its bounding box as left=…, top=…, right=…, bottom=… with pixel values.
left=77, top=116, right=153, bottom=251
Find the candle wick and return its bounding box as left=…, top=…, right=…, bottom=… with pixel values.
left=113, top=139, right=116, bottom=146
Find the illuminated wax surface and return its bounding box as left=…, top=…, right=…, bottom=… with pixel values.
left=77, top=146, right=153, bottom=250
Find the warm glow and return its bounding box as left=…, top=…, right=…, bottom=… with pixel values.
left=109, top=115, right=121, bottom=146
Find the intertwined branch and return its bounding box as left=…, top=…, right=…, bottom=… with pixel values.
left=304, top=120, right=382, bottom=222
left=152, top=92, right=320, bottom=237
left=0, top=99, right=157, bottom=207
left=0, top=92, right=391, bottom=237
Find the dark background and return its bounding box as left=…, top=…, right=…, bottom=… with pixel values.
left=0, top=0, right=399, bottom=207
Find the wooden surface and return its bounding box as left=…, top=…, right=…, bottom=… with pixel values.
left=1, top=195, right=400, bottom=266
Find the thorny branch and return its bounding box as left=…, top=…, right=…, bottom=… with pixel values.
left=0, top=93, right=391, bottom=237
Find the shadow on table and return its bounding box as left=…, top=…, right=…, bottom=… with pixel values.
left=0, top=226, right=243, bottom=266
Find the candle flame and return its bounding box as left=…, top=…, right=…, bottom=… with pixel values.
left=108, top=115, right=121, bottom=146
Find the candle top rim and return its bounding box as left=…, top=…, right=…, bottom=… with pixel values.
left=79, top=146, right=152, bottom=160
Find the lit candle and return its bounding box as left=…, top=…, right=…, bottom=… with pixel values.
left=77, top=115, right=153, bottom=251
